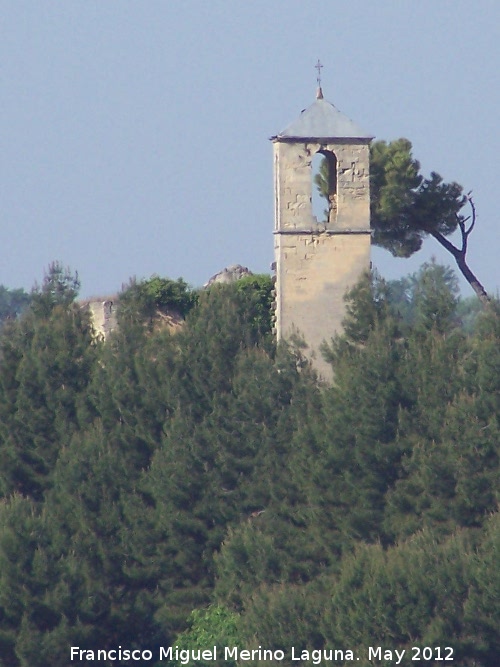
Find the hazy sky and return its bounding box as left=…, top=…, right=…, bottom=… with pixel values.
left=2, top=1, right=499, bottom=298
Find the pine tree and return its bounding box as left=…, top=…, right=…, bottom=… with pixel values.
left=320, top=531, right=473, bottom=664
left=306, top=274, right=407, bottom=546
left=0, top=290, right=97, bottom=500
left=465, top=511, right=500, bottom=665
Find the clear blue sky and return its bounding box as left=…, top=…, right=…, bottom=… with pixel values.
left=1, top=1, right=498, bottom=298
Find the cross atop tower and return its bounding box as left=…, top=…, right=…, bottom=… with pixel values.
left=315, top=59, right=324, bottom=99
left=315, top=59, right=323, bottom=87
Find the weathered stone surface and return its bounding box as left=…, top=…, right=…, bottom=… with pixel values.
left=81, top=297, right=184, bottom=339
left=204, top=264, right=253, bottom=287
left=81, top=297, right=117, bottom=340
left=274, top=232, right=370, bottom=379
left=273, top=140, right=370, bottom=233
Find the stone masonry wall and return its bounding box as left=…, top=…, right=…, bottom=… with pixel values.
left=273, top=138, right=371, bottom=381
left=274, top=140, right=370, bottom=232
left=82, top=299, right=117, bottom=340
left=274, top=232, right=370, bottom=379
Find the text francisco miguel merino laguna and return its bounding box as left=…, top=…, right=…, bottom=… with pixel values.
left=70, top=644, right=451, bottom=664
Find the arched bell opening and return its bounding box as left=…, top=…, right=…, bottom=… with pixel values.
left=311, top=150, right=338, bottom=225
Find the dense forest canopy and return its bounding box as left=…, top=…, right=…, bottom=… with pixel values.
left=0, top=262, right=498, bottom=666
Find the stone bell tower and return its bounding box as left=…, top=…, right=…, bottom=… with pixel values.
left=271, top=81, right=373, bottom=380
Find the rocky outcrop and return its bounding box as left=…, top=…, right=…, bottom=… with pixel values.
left=204, top=264, right=253, bottom=288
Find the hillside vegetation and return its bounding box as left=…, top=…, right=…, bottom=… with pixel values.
left=0, top=263, right=498, bottom=667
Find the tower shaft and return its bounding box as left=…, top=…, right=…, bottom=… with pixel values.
left=272, top=95, right=372, bottom=380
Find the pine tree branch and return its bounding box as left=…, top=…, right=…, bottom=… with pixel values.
left=431, top=222, right=489, bottom=305
left=464, top=193, right=476, bottom=238
left=430, top=229, right=461, bottom=260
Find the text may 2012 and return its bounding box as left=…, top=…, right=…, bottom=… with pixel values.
left=70, top=644, right=455, bottom=664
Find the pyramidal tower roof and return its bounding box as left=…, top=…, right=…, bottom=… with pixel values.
left=272, top=88, right=373, bottom=141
